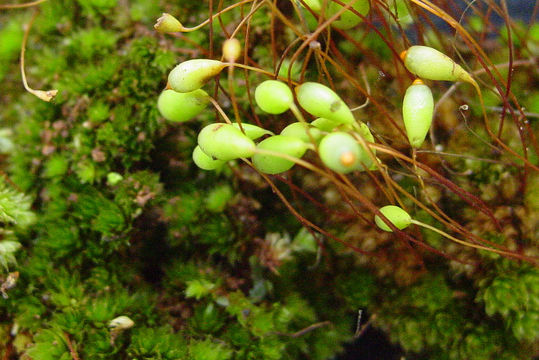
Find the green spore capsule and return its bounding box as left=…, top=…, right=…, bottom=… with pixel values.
left=232, top=123, right=274, bottom=140
left=157, top=89, right=210, bottom=122
left=318, top=132, right=369, bottom=173
left=254, top=80, right=294, bottom=114
left=311, top=117, right=339, bottom=131
left=374, top=205, right=412, bottom=232
left=302, top=0, right=321, bottom=11
left=356, top=122, right=375, bottom=143
left=198, top=123, right=256, bottom=161
left=328, top=0, right=370, bottom=30
left=168, top=59, right=227, bottom=93
left=296, top=82, right=354, bottom=125
left=192, top=146, right=226, bottom=170
left=280, top=122, right=323, bottom=143
left=301, top=0, right=369, bottom=29
left=402, top=79, right=434, bottom=148
left=400, top=46, right=474, bottom=84
left=252, top=135, right=308, bottom=174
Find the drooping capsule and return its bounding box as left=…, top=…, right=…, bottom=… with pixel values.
left=311, top=117, right=339, bottom=131
left=192, top=146, right=226, bottom=170
left=252, top=135, right=308, bottom=174
left=157, top=89, right=210, bottom=122
left=296, top=82, right=354, bottom=125
left=255, top=80, right=294, bottom=114
left=232, top=123, right=273, bottom=140
left=402, top=79, right=434, bottom=148
left=280, top=122, right=323, bottom=143
left=374, top=205, right=412, bottom=232
left=223, top=38, right=242, bottom=63
left=318, top=132, right=369, bottom=173
left=400, top=45, right=474, bottom=84
left=301, top=0, right=370, bottom=30
left=154, top=13, right=184, bottom=33
left=168, top=59, right=227, bottom=93
left=198, top=123, right=256, bottom=161
left=327, top=0, right=370, bottom=30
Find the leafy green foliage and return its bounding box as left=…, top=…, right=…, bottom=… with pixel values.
left=477, top=265, right=539, bottom=341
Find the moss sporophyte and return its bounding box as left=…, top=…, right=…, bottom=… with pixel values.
left=1, top=1, right=536, bottom=359
left=158, top=39, right=536, bottom=265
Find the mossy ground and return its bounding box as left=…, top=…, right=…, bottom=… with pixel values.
left=0, top=1, right=538, bottom=359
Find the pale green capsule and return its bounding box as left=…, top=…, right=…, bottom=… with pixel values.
left=252, top=135, right=308, bottom=174
left=232, top=123, right=274, bottom=140
left=154, top=13, right=184, bottom=33
left=300, top=0, right=369, bottom=29
left=311, top=117, right=339, bottom=131
left=280, top=122, right=323, bottom=143
left=192, top=146, right=226, bottom=170
left=328, top=0, right=370, bottom=30
left=374, top=205, right=412, bottom=232
left=402, top=79, right=434, bottom=148
left=302, top=0, right=321, bottom=12
left=157, top=89, right=210, bottom=122
left=401, top=46, right=474, bottom=84
left=296, top=82, right=354, bottom=125
left=318, top=132, right=369, bottom=173
left=198, top=123, right=256, bottom=161
left=254, top=80, right=294, bottom=114
left=168, top=59, right=227, bottom=93
left=356, top=122, right=375, bottom=143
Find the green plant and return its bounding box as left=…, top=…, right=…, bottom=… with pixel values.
left=1, top=0, right=538, bottom=359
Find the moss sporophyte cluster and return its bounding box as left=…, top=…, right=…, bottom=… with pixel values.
left=158, top=31, right=529, bottom=260
left=1, top=0, right=538, bottom=359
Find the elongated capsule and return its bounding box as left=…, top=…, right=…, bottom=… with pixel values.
left=232, top=123, right=273, bottom=140
left=223, top=38, right=242, bottom=63
left=400, top=46, right=474, bottom=84
left=374, top=205, right=412, bottom=232
left=318, top=132, right=369, bottom=173
left=193, top=146, right=226, bottom=170
left=311, top=117, right=339, bottom=131
left=168, top=59, right=227, bottom=93
left=402, top=79, right=434, bottom=148
left=157, top=89, right=210, bottom=122
left=252, top=135, right=308, bottom=174
left=328, top=0, right=370, bottom=30
left=198, top=123, right=256, bottom=161
left=280, top=122, right=323, bottom=143
left=154, top=13, right=184, bottom=33
left=255, top=80, right=294, bottom=115
left=296, top=82, right=354, bottom=125
left=301, top=0, right=370, bottom=29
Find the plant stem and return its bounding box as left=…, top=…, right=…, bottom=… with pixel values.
left=20, top=11, right=58, bottom=102
left=410, top=219, right=525, bottom=259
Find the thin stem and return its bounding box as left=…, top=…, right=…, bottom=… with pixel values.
left=178, top=0, right=256, bottom=32
left=227, top=67, right=242, bottom=125
left=410, top=219, right=533, bottom=261
left=208, top=97, right=233, bottom=124
left=0, top=0, right=47, bottom=9
left=20, top=11, right=58, bottom=102
left=228, top=0, right=265, bottom=40
left=289, top=103, right=307, bottom=123
left=350, top=64, right=370, bottom=111
left=225, top=62, right=300, bottom=85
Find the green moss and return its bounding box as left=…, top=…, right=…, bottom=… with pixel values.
left=0, top=1, right=537, bottom=360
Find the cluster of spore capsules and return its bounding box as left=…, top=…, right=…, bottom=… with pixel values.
left=156, top=22, right=497, bottom=250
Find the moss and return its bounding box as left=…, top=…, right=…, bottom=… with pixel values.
left=0, top=1, right=537, bottom=360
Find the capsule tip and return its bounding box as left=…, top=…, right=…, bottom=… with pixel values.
left=339, top=151, right=356, bottom=167
left=399, top=50, right=408, bottom=61
left=412, top=78, right=425, bottom=86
